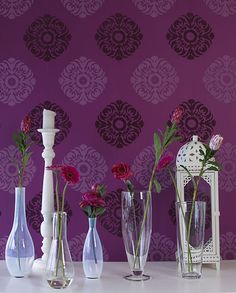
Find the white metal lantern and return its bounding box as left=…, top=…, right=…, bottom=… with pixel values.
left=176, top=135, right=220, bottom=270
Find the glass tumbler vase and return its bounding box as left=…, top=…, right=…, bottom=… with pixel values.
left=176, top=201, right=206, bottom=279
left=122, top=191, right=152, bottom=281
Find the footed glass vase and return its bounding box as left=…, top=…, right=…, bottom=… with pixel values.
left=46, top=212, right=74, bottom=289
left=83, top=217, right=103, bottom=279
left=122, top=191, right=152, bottom=281
left=5, top=187, right=35, bottom=278
left=176, top=201, right=206, bottom=279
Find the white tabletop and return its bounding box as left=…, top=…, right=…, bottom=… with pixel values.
left=1, top=261, right=236, bottom=293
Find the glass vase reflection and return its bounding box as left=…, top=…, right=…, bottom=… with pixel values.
left=5, top=187, right=35, bottom=277
left=46, top=212, right=74, bottom=289
left=122, top=191, right=152, bottom=281
left=83, top=217, right=103, bottom=279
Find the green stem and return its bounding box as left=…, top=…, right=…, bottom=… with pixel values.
left=55, top=175, right=59, bottom=214
left=186, top=166, right=205, bottom=272
left=168, top=169, right=192, bottom=268
left=133, top=156, right=159, bottom=270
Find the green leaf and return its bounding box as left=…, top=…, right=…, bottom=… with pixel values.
left=98, top=184, right=106, bottom=197
left=153, top=178, right=161, bottom=193
left=82, top=206, right=92, bottom=217
left=209, top=161, right=219, bottom=167
left=126, top=180, right=134, bottom=193
left=95, top=207, right=106, bottom=217
left=154, top=132, right=161, bottom=159
left=206, top=166, right=219, bottom=172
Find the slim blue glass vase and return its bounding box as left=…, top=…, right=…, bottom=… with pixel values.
left=5, top=187, right=35, bottom=277
left=83, top=218, right=103, bottom=279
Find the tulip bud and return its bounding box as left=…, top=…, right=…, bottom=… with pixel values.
left=171, top=107, right=183, bottom=124
left=209, top=134, right=223, bottom=151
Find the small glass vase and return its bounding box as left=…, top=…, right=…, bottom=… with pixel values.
left=46, top=212, right=74, bottom=289
left=83, top=217, right=103, bottom=279
left=175, top=201, right=206, bottom=279
left=5, top=187, right=35, bottom=277
left=122, top=191, right=152, bottom=281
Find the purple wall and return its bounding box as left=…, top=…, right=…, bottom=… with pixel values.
left=0, top=0, right=235, bottom=261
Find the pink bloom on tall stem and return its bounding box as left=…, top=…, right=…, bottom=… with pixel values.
left=61, top=166, right=80, bottom=184
left=20, top=115, right=31, bottom=134
left=171, top=107, right=183, bottom=124
left=112, top=162, right=132, bottom=181
left=209, top=134, right=223, bottom=151
left=156, top=154, right=174, bottom=172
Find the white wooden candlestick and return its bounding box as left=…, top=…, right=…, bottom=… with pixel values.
left=33, top=110, right=59, bottom=271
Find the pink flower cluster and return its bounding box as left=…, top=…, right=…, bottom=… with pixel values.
left=79, top=192, right=106, bottom=209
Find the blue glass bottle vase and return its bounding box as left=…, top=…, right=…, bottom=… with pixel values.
left=83, top=217, right=103, bottom=279
left=5, top=187, right=35, bottom=277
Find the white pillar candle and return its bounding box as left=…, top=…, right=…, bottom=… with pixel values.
left=42, top=109, right=56, bottom=129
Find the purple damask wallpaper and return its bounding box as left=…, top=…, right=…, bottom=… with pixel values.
left=0, top=0, right=235, bottom=261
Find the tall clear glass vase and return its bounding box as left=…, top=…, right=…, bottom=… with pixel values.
left=83, top=217, right=103, bottom=279
left=122, top=191, right=152, bottom=281
left=176, top=201, right=206, bottom=279
left=46, top=212, right=74, bottom=289
left=5, top=187, right=35, bottom=277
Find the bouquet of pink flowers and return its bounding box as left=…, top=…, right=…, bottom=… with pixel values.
left=79, top=184, right=106, bottom=218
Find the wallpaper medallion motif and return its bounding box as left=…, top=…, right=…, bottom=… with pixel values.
left=96, top=100, right=144, bottom=148
left=203, top=55, right=236, bottom=104
left=132, top=0, right=176, bottom=17
left=61, top=0, right=104, bottom=18
left=131, top=56, right=179, bottom=104
left=0, top=0, right=33, bottom=20
left=217, top=142, right=236, bottom=192
left=166, top=12, right=214, bottom=60
left=175, top=99, right=216, bottom=143
left=24, top=14, right=72, bottom=61
left=203, top=0, right=236, bottom=17
left=0, top=58, right=36, bottom=106
left=95, top=13, right=143, bottom=60
left=220, top=232, right=236, bottom=259
left=59, top=57, right=107, bottom=105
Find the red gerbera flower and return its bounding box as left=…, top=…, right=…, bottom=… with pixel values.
left=61, top=165, right=80, bottom=184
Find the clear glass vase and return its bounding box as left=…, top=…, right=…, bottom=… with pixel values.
left=5, top=187, right=35, bottom=277
left=122, top=191, right=152, bottom=281
left=46, top=212, right=74, bottom=289
left=175, top=201, right=206, bottom=279
left=83, top=217, right=103, bottom=279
